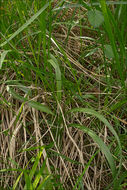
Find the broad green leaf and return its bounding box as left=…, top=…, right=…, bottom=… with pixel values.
left=0, top=50, right=11, bottom=69
left=88, top=9, right=104, bottom=28
left=104, top=44, right=114, bottom=59
left=0, top=2, right=51, bottom=47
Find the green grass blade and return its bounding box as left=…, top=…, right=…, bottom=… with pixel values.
left=23, top=148, right=44, bottom=189
left=99, top=0, right=125, bottom=85
left=24, top=171, right=33, bottom=190
left=107, top=8, right=126, bottom=77
left=0, top=168, right=21, bottom=172
left=48, top=54, right=62, bottom=101
left=12, top=159, right=32, bottom=190
left=21, top=146, right=45, bottom=152
left=36, top=175, right=51, bottom=190
left=114, top=171, right=127, bottom=190
left=53, top=1, right=90, bottom=11
left=29, top=148, right=44, bottom=181
left=91, top=1, right=127, bottom=6
left=70, top=123, right=116, bottom=178
left=110, top=99, right=127, bottom=112
left=0, top=50, right=11, bottom=69
left=0, top=2, right=51, bottom=47
left=70, top=108, right=122, bottom=182
left=7, top=86, right=54, bottom=115
left=49, top=36, right=81, bottom=95
left=28, top=101, right=54, bottom=115
left=48, top=149, right=82, bottom=165
left=33, top=159, right=47, bottom=189
left=73, top=150, right=99, bottom=190
left=13, top=171, right=24, bottom=190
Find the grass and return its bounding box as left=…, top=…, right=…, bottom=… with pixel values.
left=0, top=0, right=127, bottom=189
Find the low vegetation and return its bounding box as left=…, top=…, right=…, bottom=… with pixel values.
left=0, top=0, right=127, bottom=189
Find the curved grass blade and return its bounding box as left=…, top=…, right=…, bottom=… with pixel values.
left=70, top=108, right=122, bottom=183
left=0, top=50, right=11, bottom=69
left=70, top=123, right=116, bottom=178
left=48, top=36, right=81, bottom=95
left=48, top=54, right=62, bottom=101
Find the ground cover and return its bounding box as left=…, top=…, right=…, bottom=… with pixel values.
left=0, top=0, right=127, bottom=189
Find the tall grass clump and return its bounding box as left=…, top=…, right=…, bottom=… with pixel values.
left=0, top=0, right=127, bottom=189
